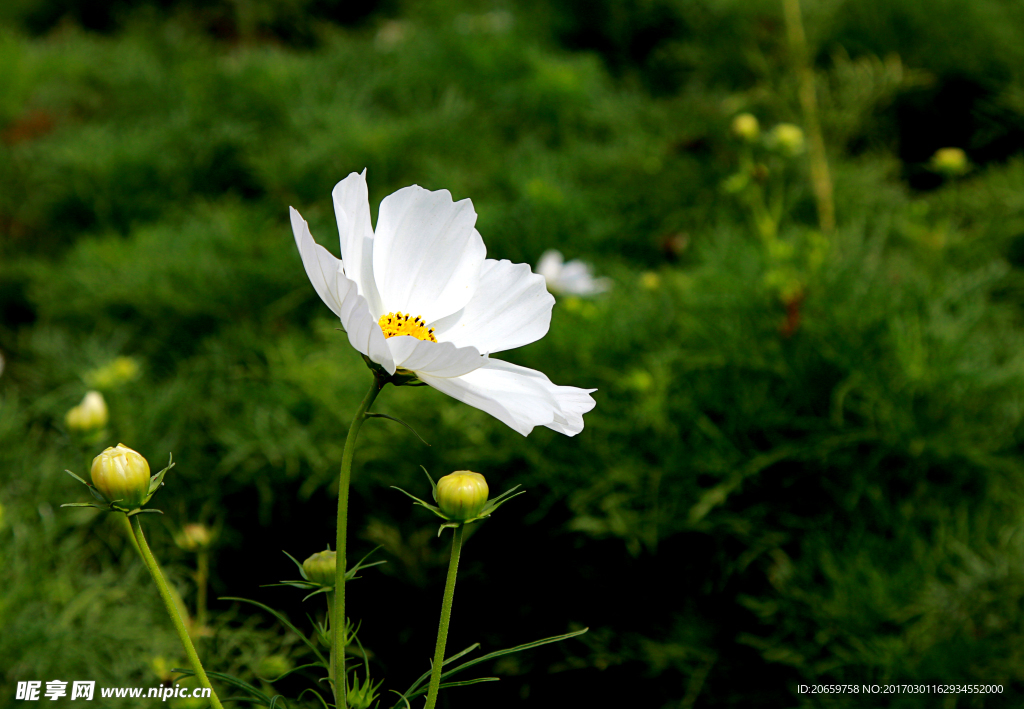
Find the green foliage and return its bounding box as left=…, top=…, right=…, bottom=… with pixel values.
left=3, top=1, right=1024, bottom=707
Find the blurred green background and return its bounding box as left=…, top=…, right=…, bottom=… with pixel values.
left=3, top=0, right=1024, bottom=706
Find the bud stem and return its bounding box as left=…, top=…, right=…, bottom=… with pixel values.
left=197, top=549, right=209, bottom=632
left=781, top=0, right=835, bottom=235
left=424, top=524, right=465, bottom=709
left=333, top=378, right=384, bottom=709
left=128, top=515, right=224, bottom=709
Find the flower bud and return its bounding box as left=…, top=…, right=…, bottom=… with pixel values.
left=930, top=147, right=968, bottom=177
left=91, top=444, right=151, bottom=508
left=175, top=523, right=213, bottom=552
left=731, top=113, right=760, bottom=142
left=302, top=550, right=337, bottom=585
left=436, top=471, right=489, bottom=521
left=768, top=123, right=805, bottom=156
left=257, top=654, right=292, bottom=680
left=66, top=391, right=108, bottom=433
left=85, top=356, right=140, bottom=389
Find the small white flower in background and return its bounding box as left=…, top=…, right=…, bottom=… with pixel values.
left=374, top=20, right=408, bottom=51
left=291, top=170, right=596, bottom=436
left=535, top=250, right=611, bottom=297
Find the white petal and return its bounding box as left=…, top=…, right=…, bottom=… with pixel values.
left=432, top=259, right=554, bottom=354
left=418, top=359, right=596, bottom=436
left=386, top=337, right=487, bottom=378
left=291, top=207, right=395, bottom=374
left=545, top=384, right=598, bottom=435
left=291, top=206, right=345, bottom=319
left=373, top=185, right=486, bottom=323
left=332, top=169, right=384, bottom=318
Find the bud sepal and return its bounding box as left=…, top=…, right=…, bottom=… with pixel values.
left=359, top=353, right=427, bottom=387
left=60, top=452, right=174, bottom=516
left=392, top=467, right=525, bottom=536
left=265, top=547, right=386, bottom=601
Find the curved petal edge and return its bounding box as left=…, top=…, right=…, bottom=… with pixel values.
left=419, top=359, right=596, bottom=437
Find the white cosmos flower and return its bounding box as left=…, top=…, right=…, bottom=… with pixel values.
left=536, top=250, right=611, bottom=296
left=290, top=169, right=596, bottom=436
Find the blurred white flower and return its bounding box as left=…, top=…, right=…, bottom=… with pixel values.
left=291, top=170, right=596, bottom=436
left=536, top=250, right=611, bottom=297
left=375, top=20, right=408, bottom=51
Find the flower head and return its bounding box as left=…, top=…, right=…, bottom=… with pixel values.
left=85, top=356, right=140, bottom=389
left=66, top=391, right=108, bottom=433
left=392, top=468, right=523, bottom=534
left=436, top=471, right=489, bottom=521
left=91, top=444, right=151, bottom=509
left=731, top=113, right=760, bottom=142
left=930, top=147, right=968, bottom=177
left=302, top=550, right=337, bottom=586
left=768, top=124, right=805, bottom=156
left=175, top=523, right=214, bottom=552
left=536, top=249, right=611, bottom=297
left=290, top=170, right=596, bottom=436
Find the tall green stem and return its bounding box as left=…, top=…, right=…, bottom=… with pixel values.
left=120, top=513, right=142, bottom=556
left=129, top=515, right=224, bottom=709
left=325, top=590, right=337, bottom=691
left=781, top=0, right=835, bottom=235
left=196, top=550, right=209, bottom=631
left=425, top=524, right=465, bottom=709
left=333, top=379, right=383, bottom=708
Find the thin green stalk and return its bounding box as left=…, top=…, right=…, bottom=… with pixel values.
left=196, top=550, right=209, bottom=631
left=333, top=379, right=383, bottom=708
left=326, top=590, right=336, bottom=690
left=120, top=513, right=142, bottom=557
left=425, top=524, right=465, bottom=709
left=129, top=515, right=224, bottom=709
left=781, top=0, right=835, bottom=235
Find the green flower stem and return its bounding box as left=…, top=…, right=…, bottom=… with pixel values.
left=333, top=378, right=383, bottom=708
left=120, top=513, right=143, bottom=557
left=196, top=549, right=209, bottom=631
left=129, top=515, right=223, bottom=709
left=425, top=524, right=465, bottom=709
left=325, top=590, right=336, bottom=689
left=781, top=0, right=834, bottom=234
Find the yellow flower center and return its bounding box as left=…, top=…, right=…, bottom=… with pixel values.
left=378, top=312, right=437, bottom=343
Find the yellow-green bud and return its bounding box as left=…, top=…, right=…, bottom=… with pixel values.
left=66, top=391, right=108, bottom=432
left=175, top=523, right=213, bottom=551
left=85, top=356, right=140, bottom=389
left=257, top=654, right=292, bottom=680
left=91, top=444, right=151, bottom=508
left=302, top=550, right=337, bottom=585
left=731, top=113, right=760, bottom=142
left=930, top=147, right=968, bottom=177
left=768, top=123, right=805, bottom=156
left=436, top=471, right=489, bottom=521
